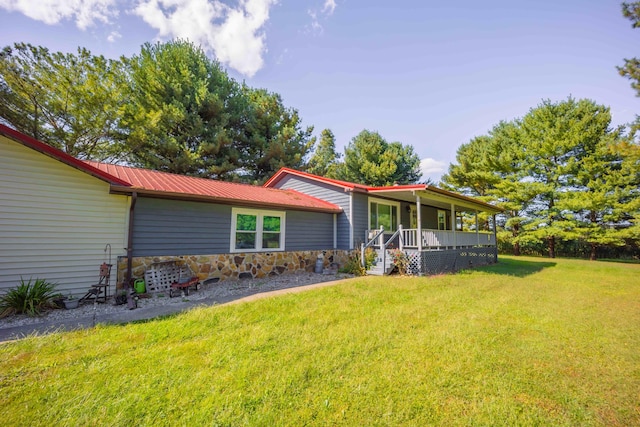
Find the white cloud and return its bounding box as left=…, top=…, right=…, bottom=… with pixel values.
left=307, top=0, right=337, bottom=34
left=133, top=0, right=277, bottom=77
left=0, top=0, right=118, bottom=29
left=307, top=9, right=323, bottom=34
left=420, top=158, right=447, bottom=181
left=322, top=0, right=336, bottom=15
left=275, top=47, right=288, bottom=65
left=107, top=30, right=122, bottom=42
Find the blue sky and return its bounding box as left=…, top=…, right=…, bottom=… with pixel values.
left=0, top=0, right=637, bottom=182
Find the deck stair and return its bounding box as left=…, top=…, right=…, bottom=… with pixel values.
left=366, top=249, right=395, bottom=276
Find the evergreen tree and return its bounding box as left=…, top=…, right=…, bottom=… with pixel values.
left=0, top=43, right=127, bottom=160
left=239, top=87, right=315, bottom=183
left=122, top=40, right=243, bottom=178
left=558, top=133, right=629, bottom=260
left=339, top=130, right=421, bottom=186
left=442, top=120, right=536, bottom=254
left=619, top=2, right=640, bottom=136
left=307, top=128, right=341, bottom=177
left=520, top=97, right=616, bottom=258
left=443, top=98, right=635, bottom=259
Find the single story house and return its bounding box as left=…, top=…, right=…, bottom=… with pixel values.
left=0, top=123, right=502, bottom=297
left=264, top=168, right=503, bottom=275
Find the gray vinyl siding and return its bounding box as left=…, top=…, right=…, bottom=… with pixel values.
left=133, top=198, right=231, bottom=256
left=422, top=206, right=440, bottom=229
left=133, top=197, right=337, bottom=256
left=352, top=192, right=369, bottom=247
left=272, top=175, right=352, bottom=249
left=286, top=211, right=334, bottom=250
left=400, top=202, right=411, bottom=228
left=395, top=202, right=443, bottom=230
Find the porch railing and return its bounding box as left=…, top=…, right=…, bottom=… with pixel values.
left=367, top=227, right=495, bottom=250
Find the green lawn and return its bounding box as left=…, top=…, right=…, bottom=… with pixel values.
left=1, top=256, right=639, bottom=426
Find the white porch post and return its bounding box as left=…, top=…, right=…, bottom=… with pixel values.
left=398, top=224, right=404, bottom=250
left=378, top=225, right=384, bottom=248
left=416, top=196, right=423, bottom=251
left=475, top=210, right=479, bottom=246
left=493, top=214, right=498, bottom=261
left=451, top=203, right=456, bottom=249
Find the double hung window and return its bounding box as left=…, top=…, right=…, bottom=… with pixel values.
left=369, top=198, right=399, bottom=232
left=231, top=208, right=285, bottom=252
left=437, top=210, right=447, bottom=230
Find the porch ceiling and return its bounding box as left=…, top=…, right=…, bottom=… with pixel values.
left=367, top=188, right=503, bottom=214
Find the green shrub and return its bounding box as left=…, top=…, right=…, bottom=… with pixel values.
left=390, top=249, right=409, bottom=275
left=0, top=277, right=59, bottom=317
left=339, top=248, right=378, bottom=276
left=339, top=252, right=366, bottom=276
left=363, top=247, right=377, bottom=270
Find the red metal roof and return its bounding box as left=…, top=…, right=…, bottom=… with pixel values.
left=264, top=167, right=428, bottom=192
left=86, top=162, right=342, bottom=213
left=264, top=167, right=371, bottom=192
left=265, top=167, right=435, bottom=193
left=264, top=167, right=503, bottom=213
left=1, top=124, right=341, bottom=213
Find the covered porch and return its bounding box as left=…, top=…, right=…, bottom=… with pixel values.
left=361, top=185, right=502, bottom=275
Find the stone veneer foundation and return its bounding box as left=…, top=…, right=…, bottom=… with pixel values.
left=116, top=250, right=354, bottom=287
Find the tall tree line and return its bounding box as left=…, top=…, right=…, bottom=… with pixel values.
left=0, top=40, right=314, bottom=183
left=1, top=39, right=423, bottom=185
left=442, top=97, right=639, bottom=260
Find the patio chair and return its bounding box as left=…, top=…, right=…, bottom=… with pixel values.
left=80, top=263, right=112, bottom=303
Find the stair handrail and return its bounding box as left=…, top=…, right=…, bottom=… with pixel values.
left=361, top=226, right=385, bottom=268
left=361, top=225, right=406, bottom=272
left=380, top=225, right=404, bottom=273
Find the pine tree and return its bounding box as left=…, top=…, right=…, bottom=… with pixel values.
left=339, top=130, right=421, bottom=186
left=307, top=128, right=341, bottom=177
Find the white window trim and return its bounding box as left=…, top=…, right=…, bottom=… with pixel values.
left=368, top=197, right=401, bottom=232
left=231, top=208, right=286, bottom=253
left=409, top=205, right=417, bottom=229
left=437, top=209, right=447, bottom=231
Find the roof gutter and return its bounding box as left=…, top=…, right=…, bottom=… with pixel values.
left=109, top=186, right=343, bottom=214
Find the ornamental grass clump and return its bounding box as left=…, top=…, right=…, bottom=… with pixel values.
left=0, top=277, right=59, bottom=317
left=339, top=247, right=377, bottom=276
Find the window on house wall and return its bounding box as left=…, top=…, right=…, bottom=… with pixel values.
left=231, top=208, right=285, bottom=252
left=369, top=199, right=399, bottom=232
left=437, top=210, right=447, bottom=230
left=409, top=205, right=417, bottom=229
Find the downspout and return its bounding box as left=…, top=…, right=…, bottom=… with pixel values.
left=126, top=192, right=138, bottom=285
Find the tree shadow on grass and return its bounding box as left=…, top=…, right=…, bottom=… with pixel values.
left=476, top=257, right=557, bottom=278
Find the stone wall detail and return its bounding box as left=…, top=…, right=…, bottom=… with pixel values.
left=117, top=250, right=354, bottom=288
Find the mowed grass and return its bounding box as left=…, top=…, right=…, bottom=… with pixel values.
left=1, top=256, right=639, bottom=426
